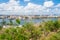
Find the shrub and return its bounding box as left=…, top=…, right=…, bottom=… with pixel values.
left=43, top=20, right=60, bottom=32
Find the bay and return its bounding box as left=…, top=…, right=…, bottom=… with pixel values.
left=0, top=18, right=58, bottom=25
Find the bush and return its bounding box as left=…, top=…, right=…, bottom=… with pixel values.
left=23, top=22, right=42, bottom=40
left=0, top=27, right=29, bottom=40
left=0, top=20, right=60, bottom=40
left=43, top=20, right=60, bottom=32
left=46, top=32, right=60, bottom=40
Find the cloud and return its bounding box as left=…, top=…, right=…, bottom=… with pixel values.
left=0, top=0, right=17, bottom=9
left=24, top=2, right=60, bottom=15
left=0, top=0, right=60, bottom=15
left=0, top=0, right=23, bottom=11
left=0, top=0, right=24, bottom=15
left=52, top=4, right=60, bottom=14
left=44, top=1, right=54, bottom=7
left=24, top=3, right=48, bottom=15
left=0, top=0, right=46, bottom=15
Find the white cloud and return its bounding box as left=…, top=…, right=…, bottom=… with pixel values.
left=0, top=0, right=24, bottom=15
left=24, top=3, right=48, bottom=15
left=0, top=0, right=23, bottom=11
left=0, top=0, right=60, bottom=15
left=44, top=1, right=54, bottom=7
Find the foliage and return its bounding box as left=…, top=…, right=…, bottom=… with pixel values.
left=0, top=27, right=29, bottom=40
left=43, top=20, right=60, bottom=32
left=16, top=18, right=20, bottom=24
left=45, top=32, right=60, bottom=40
left=23, top=22, right=42, bottom=40
left=0, top=20, right=60, bottom=40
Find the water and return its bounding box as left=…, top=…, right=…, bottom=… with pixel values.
left=20, top=18, right=58, bottom=25
left=0, top=18, right=58, bottom=25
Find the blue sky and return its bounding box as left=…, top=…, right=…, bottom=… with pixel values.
left=0, top=0, right=60, bottom=15
left=0, top=0, right=60, bottom=5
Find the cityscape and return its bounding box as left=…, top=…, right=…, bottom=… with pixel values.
left=0, top=14, right=60, bottom=19
left=0, top=14, right=60, bottom=28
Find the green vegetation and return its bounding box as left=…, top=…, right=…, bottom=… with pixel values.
left=0, top=20, right=60, bottom=40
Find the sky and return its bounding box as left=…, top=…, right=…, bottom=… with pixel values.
left=0, top=0, right=60, bottom=15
